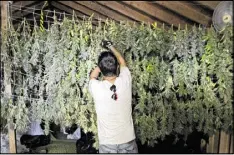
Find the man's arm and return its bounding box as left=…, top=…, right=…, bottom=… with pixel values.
left=90, top=66, right=101, bottom=80
left=109, top=46, right=126, bottom=67
left=101, top=40, right=127, bottom=67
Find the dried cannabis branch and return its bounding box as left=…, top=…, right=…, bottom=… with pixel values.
left=1, top=17, right=233, bottom=148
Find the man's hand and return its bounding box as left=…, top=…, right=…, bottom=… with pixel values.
left=90, top=66, right=101, bottom=80
left=101, top=40, right=113, bottom=49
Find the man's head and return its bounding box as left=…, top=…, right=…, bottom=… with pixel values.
left=98, top=51, right=118, bottom=77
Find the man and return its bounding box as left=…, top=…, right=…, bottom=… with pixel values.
left=89, top=40, right=138, bottom=153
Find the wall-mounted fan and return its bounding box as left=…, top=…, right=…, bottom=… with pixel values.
left=212, top=1, right=233, bottom=32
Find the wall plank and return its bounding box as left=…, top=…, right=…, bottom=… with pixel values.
left=1, top=1, right=17, bottom=153
left=206, top=131, right=220, bottom=153
left=230, top=134, right=233, bottom=153
left=219, top=131, right=230, bottom=153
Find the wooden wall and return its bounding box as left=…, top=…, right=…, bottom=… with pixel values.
left=206, top=131, right=233, bottom=153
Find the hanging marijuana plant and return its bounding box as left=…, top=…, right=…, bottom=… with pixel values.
left=1, top=16, right=233, bottom=148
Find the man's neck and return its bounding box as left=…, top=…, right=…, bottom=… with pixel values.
left=104, top=76, right=117, bottom=84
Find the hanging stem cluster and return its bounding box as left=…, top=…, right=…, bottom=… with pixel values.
left=1, top=17, right=233, bottom=148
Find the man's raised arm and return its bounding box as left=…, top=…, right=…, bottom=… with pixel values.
left=101, top=40, right=126, bottom=67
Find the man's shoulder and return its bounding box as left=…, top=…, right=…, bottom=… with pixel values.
left=119, top=66, right=131, bottom=77
left=89, top=79, right=102, bottom=95
left=120, top=66, right=129, bottom=70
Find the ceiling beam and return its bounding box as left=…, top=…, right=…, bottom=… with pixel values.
left=195, top=1, right=220, bottom=10
left=12, top=6, right=94, bottom=28
left=12, top=2, right=45, bottom=17
left=58, top=1, right=108, bottom=22
left=122, top=1, right=192, bottom=29
left=155, top=1, right=211, bottom=26
left=13, top=1, right=37, bottom=7
left=51, top=2, right=87, bottom=19
left=184, top=1, right=213, bottom=17
left=11, top=1, right=40, bottom=13
left=51, top=2, right=99, bottom=26
left=75, top=1, right=136, bottom=24
left=12, top=2, right=46, bottom=21
left=97, top=1, right=163, bottom=26
left=52, top=5, right=96, bottom=25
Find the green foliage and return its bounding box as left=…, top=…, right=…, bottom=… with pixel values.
left=1, top=17, right=233, bottom=148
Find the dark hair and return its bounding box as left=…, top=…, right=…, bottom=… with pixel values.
left=98, top=51, right=118, bottom=77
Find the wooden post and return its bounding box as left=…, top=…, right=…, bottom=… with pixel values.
left=1, top=1, right=17, bottom=153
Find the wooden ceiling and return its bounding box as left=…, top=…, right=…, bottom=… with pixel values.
left=9, top=1, right=222, bottom=29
